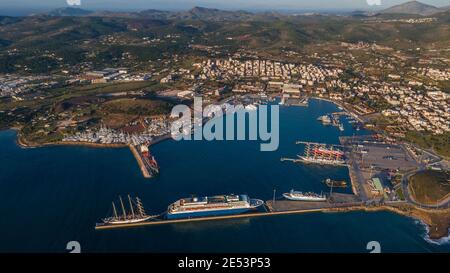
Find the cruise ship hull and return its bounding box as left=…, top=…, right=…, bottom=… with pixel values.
left=166, top=207, right=254, bottom=220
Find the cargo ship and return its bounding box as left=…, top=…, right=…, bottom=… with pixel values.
left=101, top=195, right=152, bottom=225
left=283, top=190, right=327, bottom=202
left=166, top=194, right=264, bottom=219
left=140, top=144, right=159, bottom=176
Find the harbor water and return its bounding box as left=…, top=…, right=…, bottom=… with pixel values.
left=0, top=98, right=449, bottom=252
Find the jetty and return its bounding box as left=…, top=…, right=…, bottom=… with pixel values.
left=95, top=205, right=357, bottom=231
left=129, top=144, right=152, bottom=178
left=129, top=134, right=171, bottom=179
left=95, top=193, right=361, bottom=231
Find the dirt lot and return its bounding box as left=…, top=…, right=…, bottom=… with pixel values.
left=409, top=170, right=450, bottom=205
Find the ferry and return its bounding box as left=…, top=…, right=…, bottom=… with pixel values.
left=283, top=190, right=327, bottom=202
left=166, top=194, right=264, bottom=219
left=101, top=196, right=152, bottom=225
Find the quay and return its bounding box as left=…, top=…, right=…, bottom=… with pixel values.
left=129, top=144, right=151, bottom=178
left=95, top=207, right=342, bottom=231
left=95, top=194, right=360, bottom=231
left=129, top=134, right=171, bottom=179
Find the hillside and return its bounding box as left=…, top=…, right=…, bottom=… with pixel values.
left=409, top=171, right=450, bottom=205
left=0, top=8, right=448, bottom=73
left=381, top=1, right=441, bottom=16
left=45, top=7, right=94, bottom=17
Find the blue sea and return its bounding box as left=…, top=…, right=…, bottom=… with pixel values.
left=0, top=99, right=448, bottom=253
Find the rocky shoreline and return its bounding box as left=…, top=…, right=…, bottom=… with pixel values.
left=330, top=204, right=450, bottom=240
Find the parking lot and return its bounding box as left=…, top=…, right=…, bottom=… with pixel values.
left=356, top=143, right=419, bottom=171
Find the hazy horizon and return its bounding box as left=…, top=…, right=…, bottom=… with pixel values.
left=0, top=0, right=449, bottom=16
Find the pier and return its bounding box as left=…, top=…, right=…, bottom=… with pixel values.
left=129, top=134, right=170, bottom=179
left=95, top=206, right=353, bottom=231
left=295, top=141, right=344, bottom=148
left=95, top=194, right=361, bottom=231
left=129, top=144, right=152, bottom=178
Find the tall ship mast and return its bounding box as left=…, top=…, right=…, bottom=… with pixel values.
left=101, top=195, right=152, bottom=225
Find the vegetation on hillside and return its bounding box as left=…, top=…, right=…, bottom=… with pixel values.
left=409, top=170, right=450, bottom=205
left=405, top=131, right=450, bottom=158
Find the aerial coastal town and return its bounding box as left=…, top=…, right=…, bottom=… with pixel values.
left=2, top=50, right=448, bottom=147
left=0, top=1, right=449, bottom=248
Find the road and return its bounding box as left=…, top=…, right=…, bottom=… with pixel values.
left=345, top=146, right=369, bottom=202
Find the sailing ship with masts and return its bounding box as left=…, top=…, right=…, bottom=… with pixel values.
left=102, top=195, right=152, bottom=225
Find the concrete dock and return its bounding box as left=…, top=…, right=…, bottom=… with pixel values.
left=95, top=208, right=336, bottom=231
left=129, top=144, right=152, bottom=178
left=129, top=134, right=171, bottom=179
left=95, top=194, right=361, bottom=231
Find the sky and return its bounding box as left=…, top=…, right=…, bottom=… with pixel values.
left=0, top=0, right=449, bottom=15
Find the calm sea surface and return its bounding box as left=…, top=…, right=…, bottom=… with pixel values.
left=0, top=99, right=448, bottom=252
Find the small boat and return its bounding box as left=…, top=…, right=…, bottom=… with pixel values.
left=324, top=178, right=347, bottom=188
left=245, top=104, right=258, bottom=111
left=317, top=115, right=331, bottom=125
left=101, top=195, right=152, bottom=225
left=283, top=190, right=327, bottom=202
left=339, top=124, right=344, bottom=131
